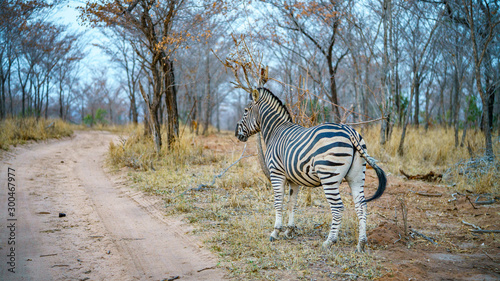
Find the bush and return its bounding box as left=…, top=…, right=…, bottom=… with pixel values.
left=83, top=108, right=108, bottom=127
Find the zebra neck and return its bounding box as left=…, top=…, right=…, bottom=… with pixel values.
left=259, top=106, right=291, bottom=145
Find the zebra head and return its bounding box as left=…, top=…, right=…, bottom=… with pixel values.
left=235, top=89, right=261, bottom=142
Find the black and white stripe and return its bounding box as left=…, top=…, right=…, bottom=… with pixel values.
left=235, top=88, right=386, bottom=251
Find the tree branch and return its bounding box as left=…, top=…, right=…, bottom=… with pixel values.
left=180, top=144, right=252, bottom=195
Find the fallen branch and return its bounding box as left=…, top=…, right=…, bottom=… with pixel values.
left=197, top=266, right=217, bottom=272
left=461, top=220, right=499, bottom=234
left=466, top=196, right=478, bottom=209
left=180, top=144, right=251, bottom=196
left=409, top=190, right=442, bottom=197
left=483, top=251, right=496, bottom=262
left=462, top=221, right=500, bottom=233
left=411, top=229, right=438, bottom=245
left=462, top=220, right=482, bottom=230
left=475, top=195, right=496, bottom=205
left=394, top=233, right=402, bottom=244
left=448, top=192, right=465, bottom=202
left=471, top=229, right=500, bottom=234
left=400, top=169, right=442, bottom=182
left=375, top=212, right=388, bottom=219
left=462, top=220, right=500, bottom=233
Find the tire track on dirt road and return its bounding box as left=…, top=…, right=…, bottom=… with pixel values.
left=0, top=130, right=225, bottom=281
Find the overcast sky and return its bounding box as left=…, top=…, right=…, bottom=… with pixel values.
left=50, top=1, right=116, bottom=85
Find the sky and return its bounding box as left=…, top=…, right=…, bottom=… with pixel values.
left=49, top=1, right=116, bottom=85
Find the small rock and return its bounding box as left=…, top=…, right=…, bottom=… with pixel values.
left=59, top=213, right=66, bottom=217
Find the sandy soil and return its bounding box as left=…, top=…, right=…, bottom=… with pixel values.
left=0, top=131, right=225, bottom=281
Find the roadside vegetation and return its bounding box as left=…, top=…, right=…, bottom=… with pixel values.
left=108, top=124, right=499, bottom=280
left=0, top=118, right=73, bottom=150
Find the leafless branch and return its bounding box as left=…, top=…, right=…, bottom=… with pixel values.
left=180, top=144, right=252, bottom=195
left=216, top=35, right=268, bottom=93
left=411, top=229, right=438, bottom=245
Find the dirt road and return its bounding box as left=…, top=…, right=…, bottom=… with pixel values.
left=0, top=131, right=225, bottom=281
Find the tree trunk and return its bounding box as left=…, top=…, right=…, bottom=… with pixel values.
left=414, top=73, right=420, bottom=127
left=8, top=69, right=13, bottom=117
left=216, top=89, right=220, bottom=133
left=59, top=80, right=64, bottom=120
left=143, top=107, right=151, bottom=136
left=164, top=59, right=179, bottom=148
left=351, top=54, right=360, bottom=123
left=0, top=82, right=5, bottom=120
left=327, top=61, right=341, bottom=123
left=380, top=0, right=390, bottom=145
left=453, top=65, right=461, bottom=147
left=398, top=81, right=415, bottom=156
left=395, top=59, right=401, bottom=126
left=44, top=80, right=49, bottom=119
left=131, top=93, right=138, bottom=125
left=0, top=62, right=5, bottom=119
left=151, top=105, right=162, bottom=154
left=437, top=66, right=447, bottom=126
left=203, top=50, right=211, bottom=135
left=139, top=79, right=162, bottom=154
left=196, top=92, right=201, bottom=135
left=461, top=98, right=469, bottom=148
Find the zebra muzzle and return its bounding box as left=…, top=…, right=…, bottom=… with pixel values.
left=237, top=134, right=248, bottom=142
left=235, top=123, right=249, bottom=142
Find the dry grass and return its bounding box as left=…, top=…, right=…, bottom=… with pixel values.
left=107, top=124, right=499, bottom=280
left=0, top=117, right=73, bottom=150
left=360, top=125, right=499, bottom=194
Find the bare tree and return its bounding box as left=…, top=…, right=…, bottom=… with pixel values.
left=398, top=3, right=441, bottom=156
left=81, top=0, right=224, bottom=153
left=264, top=0, right=351, bottom=122
left=98, top=29, right=141, bottom=125
left=462, top=0, right=499, bottom=158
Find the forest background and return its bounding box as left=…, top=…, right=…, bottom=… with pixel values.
left=1, top=0, right=498, bottom=157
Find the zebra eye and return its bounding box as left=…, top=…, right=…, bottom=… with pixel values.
left=244, top=108, right=249, bottom=113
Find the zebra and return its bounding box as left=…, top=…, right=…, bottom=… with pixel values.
left=235, top=87, right=386, bottom=252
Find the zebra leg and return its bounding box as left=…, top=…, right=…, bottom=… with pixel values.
left=284, top=183, right=300, bottom=238
left=270, top=174, right=286, bottom=241
left=317, top=171, right=344, bottom=248
left=346, top=155, right=368, bottom=252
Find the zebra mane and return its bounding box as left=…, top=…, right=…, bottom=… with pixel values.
left=257, top=87, right=293, bottom=122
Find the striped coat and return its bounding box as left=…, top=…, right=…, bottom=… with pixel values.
left=235, top=88, right=386, bottom=251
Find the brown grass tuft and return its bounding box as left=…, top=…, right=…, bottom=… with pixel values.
left=361, top=125, right=499, bottom=194
left=0, top=117, right=73, bottom=150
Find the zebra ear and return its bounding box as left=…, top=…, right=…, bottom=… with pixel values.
left=251, top=89, right=260, bottom=102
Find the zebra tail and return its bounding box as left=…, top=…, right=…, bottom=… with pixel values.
left=345, top=125, right=386, bottom=203
left=363, top=157, right=387, bottom=203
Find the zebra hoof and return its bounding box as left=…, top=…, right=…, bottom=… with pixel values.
left=284, top=226, right=296, bottom=238
left=270, top=229, right=280, bottom=242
